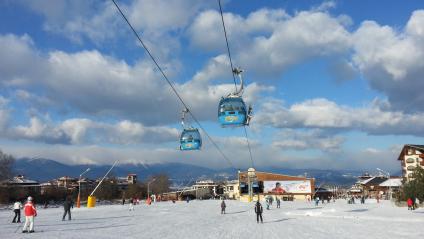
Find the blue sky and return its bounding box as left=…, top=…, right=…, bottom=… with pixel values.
left=1, top=0, right=424, bottom=174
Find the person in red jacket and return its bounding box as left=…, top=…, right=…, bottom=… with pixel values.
left=407, top=198, right=414, bottom=210
left=22, top=196, right=37, bottom=233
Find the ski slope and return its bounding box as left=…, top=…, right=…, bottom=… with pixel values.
left=1, top=199, right=423, bottom=239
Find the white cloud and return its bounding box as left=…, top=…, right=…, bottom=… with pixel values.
left=352, top=10, right=424, bottom=112
left=5, top=116, right=179, bottom=145
left=256, top=98, right=424, bottom=136
left=272, top=129, right=344, bottom=152
left=189, top=8, right=351, bottom=77
left=0, top=34, right=46, bottom=86
left=0, top=96, right=10, bottom=130
left=188, top=8, right=288, bottom=52
left=19, top=0, right=211, bottom=46
left=0, top=34, right=271, bottom=126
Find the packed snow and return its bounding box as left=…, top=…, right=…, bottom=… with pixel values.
left=1, top=199, right=423, bottom=239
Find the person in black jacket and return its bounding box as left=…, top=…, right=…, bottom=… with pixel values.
left=221, top=200, right=226, bottom=214
left=254, top=201, right=263, bottom=223
left=62, top=197, right=73, bottom=221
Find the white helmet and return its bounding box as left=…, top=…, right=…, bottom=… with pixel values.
left=27, top=196, right=33, bottom=201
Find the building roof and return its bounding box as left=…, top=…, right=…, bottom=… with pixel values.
left=239, top=171, right=310, bottom=182
left=379, top=178, right=402, bottom=187
left=3, top=176, right=38, bottom=185
left=397, top=144, right=424, bottom=160
left=362, top=177, right=388, bottom=186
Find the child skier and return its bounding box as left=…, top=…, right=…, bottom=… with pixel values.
left=22, top=196, right=37, bottom=233
left=221, top=200, right=226, bottom=214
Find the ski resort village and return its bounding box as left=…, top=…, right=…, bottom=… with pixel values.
left=1, top=1, right=424, bottom=238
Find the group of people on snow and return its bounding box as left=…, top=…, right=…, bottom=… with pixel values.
left=407, top=197, right=417, bottom=210
left=12, top=196, right=37, bottom=233
left=11, top=196, right=74, bottom=233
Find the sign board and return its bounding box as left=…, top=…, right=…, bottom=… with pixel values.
left=263, top=180, right=311, bottom=194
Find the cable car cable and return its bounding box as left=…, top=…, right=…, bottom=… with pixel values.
left=243, top=125, right=255, bottom=168
left=218, top=0, right=237, bottom=92
left=217, top=0, right=256, bottom=169
left=111, top=0, right=237, bottom=170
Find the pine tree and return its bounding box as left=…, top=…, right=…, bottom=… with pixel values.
left=402, top=167, right=424, bottom=203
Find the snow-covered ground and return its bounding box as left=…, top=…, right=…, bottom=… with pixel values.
left=1, top=199, right=423, bottom=239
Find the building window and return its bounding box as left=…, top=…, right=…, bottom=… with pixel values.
left=406, top=158, right=415, bottom=163
left=407, top=149, right=413, bottom=155
left=407, top=166, right=416, bottom=171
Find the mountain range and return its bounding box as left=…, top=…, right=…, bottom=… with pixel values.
left=13, top=158, right=363, bottom=186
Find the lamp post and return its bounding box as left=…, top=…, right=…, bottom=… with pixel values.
left=77, top=168, right=90, bottom=208
left=147, top=178, right=156, bottom=202
left=377, top=168, right=391, bottom=200
left=247, top=168, right=256, bottom=202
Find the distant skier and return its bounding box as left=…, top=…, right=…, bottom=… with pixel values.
left=122, top=198, right=125, bottom=205
left=315, top=197, right=319, bottom=206
left=12, top=200, right=22, bottom=223
left=221, top=200, right=226, bottom=214
left=129, top=198, right=135, bottom=211
left=22, top=196, right=37, bottom=233
left=265, top=198, right=270, bottom=210
left=407, top=198, right=414, bottom=210
left=276, top=197, right=281, bottom=208
left=62, top=197, right=73, bottom=221
left=254, top=201, right=263, bottom=223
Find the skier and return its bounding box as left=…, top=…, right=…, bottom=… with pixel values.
left=129, top=198, right=134, bottom=211
left=221, top=200, right=226, bottom=214
left=22, top=196, right=37, bottom=233
left=406, top=198, right=414, bottom=210
left=12, top=200, right=22, bottom=223
left=265, top=198, right=270, bottom=210
left=254, top=201, right=263, bottom=223
left=315, top=197, right=319, bottom=206
left=276, top=197, right=281, bottom=208
left=62, top=197, right=73, bottom=221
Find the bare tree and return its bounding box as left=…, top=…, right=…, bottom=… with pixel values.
left=149, top=174, right=171, bottom=195
left=0, top=149, right=15, bottom=180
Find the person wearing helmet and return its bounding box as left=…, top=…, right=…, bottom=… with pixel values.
left=22, top=196, right=37, bottom=233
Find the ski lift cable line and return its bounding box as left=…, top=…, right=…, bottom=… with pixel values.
left=110, top=0, right=236, bottom=170
left=218, top=0, right=256, bottom=170
left=218, top=0, right=237, bottom=92
left=243, top=125, right=255, bottom=169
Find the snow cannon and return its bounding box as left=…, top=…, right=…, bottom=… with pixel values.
left=87, top=196, right=96, bottom=208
